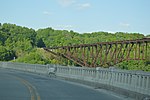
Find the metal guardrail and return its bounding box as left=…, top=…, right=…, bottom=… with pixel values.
left=0, top=62, right=150, bottom=99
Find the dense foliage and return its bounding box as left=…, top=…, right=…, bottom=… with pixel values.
left=0, top=23, right=149, bottom=71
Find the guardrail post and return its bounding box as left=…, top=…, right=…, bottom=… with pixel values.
left=131, top=71, right=137, bottom=93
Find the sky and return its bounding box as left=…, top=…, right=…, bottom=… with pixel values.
left=0, top=0, right=150, bottom=35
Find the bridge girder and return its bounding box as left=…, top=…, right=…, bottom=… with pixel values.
left=44, top=38, right=150, bottom=67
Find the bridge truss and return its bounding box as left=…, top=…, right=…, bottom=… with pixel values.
left=44, top=38, right=150, bottom=67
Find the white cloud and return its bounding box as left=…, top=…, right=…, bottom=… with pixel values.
left=57, top=0, right=91, bottom=10
left=43, top=11, right=52, bottom=15
left=120, top=23, right=130, bottom=28
left=58, top=0, right=76, bottom=7
left=77, top=3, right=91, bottom=10
left=54, top=25, right=74, bottom=30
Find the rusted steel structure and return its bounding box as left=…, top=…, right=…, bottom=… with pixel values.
left=44, top=38, right=150, bottom=67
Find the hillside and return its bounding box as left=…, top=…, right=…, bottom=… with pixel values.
left=0, top=23, right=149, bottom=71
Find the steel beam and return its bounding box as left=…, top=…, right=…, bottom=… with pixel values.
left=44, top=38, right=150, bottom=67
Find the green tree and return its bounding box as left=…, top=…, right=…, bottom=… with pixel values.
left=0, top=46, right=15, bottom=61
left=36, top=38, right=46, bottom=47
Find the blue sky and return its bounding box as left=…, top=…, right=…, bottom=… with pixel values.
left=0, top=0, right=150, bottom=35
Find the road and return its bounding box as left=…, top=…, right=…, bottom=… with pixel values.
left=0, top=68, right=123, bottom=100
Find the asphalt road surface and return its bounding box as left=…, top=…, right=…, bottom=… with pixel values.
left=0, top=68, right=123, bottom=100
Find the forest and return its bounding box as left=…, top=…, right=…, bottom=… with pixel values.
left=0, top=23, right=150, bottom=71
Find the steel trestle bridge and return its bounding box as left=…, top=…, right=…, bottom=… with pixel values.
left=44, top=38, right=150, bottom=67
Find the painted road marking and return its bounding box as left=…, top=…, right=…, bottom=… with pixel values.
left=13, top=76, right=41, bottom=100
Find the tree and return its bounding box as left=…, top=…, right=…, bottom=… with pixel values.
left=0, top=46, right=15, bottom=61
left=37, top=38, right=46, bottom=48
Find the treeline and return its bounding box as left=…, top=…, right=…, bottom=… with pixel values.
left=0, top=23, right=149, bottom=71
